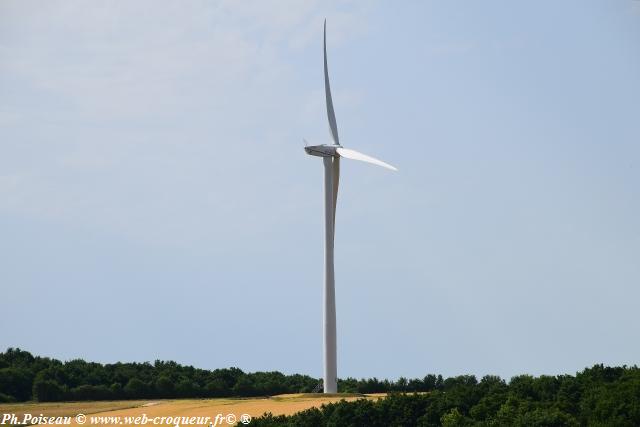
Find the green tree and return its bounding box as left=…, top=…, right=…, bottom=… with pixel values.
left=32, top=379, right=65, bottom=402
left=232, top=376, right=256, bottom=396
left=0, top=367, right=33, bottom=401
left=124, top=378, right=149, bottom=398
left=175, top=378, right=199, bottom=398
left=440, top=408, right=470, bottom=427
left=155, top=375, right=174, bottom=398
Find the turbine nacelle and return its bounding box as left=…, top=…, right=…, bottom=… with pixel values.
left=305, top=143, right=340, bottom=158
left=305, top=143, right=398, bottom=171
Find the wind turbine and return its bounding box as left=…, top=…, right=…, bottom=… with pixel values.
left=305, top=20, right=397, bottom=394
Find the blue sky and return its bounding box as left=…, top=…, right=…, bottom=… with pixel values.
left=1, top=1, right=639, bottom=380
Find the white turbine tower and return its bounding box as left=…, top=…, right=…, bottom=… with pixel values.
left=305, top=20, right=397, bottom=394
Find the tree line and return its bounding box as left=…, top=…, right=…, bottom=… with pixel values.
left=249, top=366, right=640, bottom=426
left=0, top=348, right=319, bottom=402
left=0, top=348, right=442, bottom=402
left=1, top=348, right=639, bottom=426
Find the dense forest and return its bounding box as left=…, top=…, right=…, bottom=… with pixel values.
left=1, top=348, right=640, bottom=425
left=250, top=368, right=640, bottom=426
left=0, top=348, right=319, bottom=402
left=0, top=348, right=445, bottom=402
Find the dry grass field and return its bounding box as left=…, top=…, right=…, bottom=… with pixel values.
left=0, top=400, right=149, bottom=425
left=0, top=394, right=386, bottom=426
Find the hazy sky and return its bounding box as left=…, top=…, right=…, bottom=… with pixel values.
left=1, top=1, right=639, bottom=381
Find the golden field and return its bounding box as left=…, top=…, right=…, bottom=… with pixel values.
left=0, top=394, right=385, bottom=426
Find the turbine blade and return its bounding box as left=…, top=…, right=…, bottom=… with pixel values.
left=336, top=147, right=397, bottom=171
left=324, top=19, right=340, bottom=145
